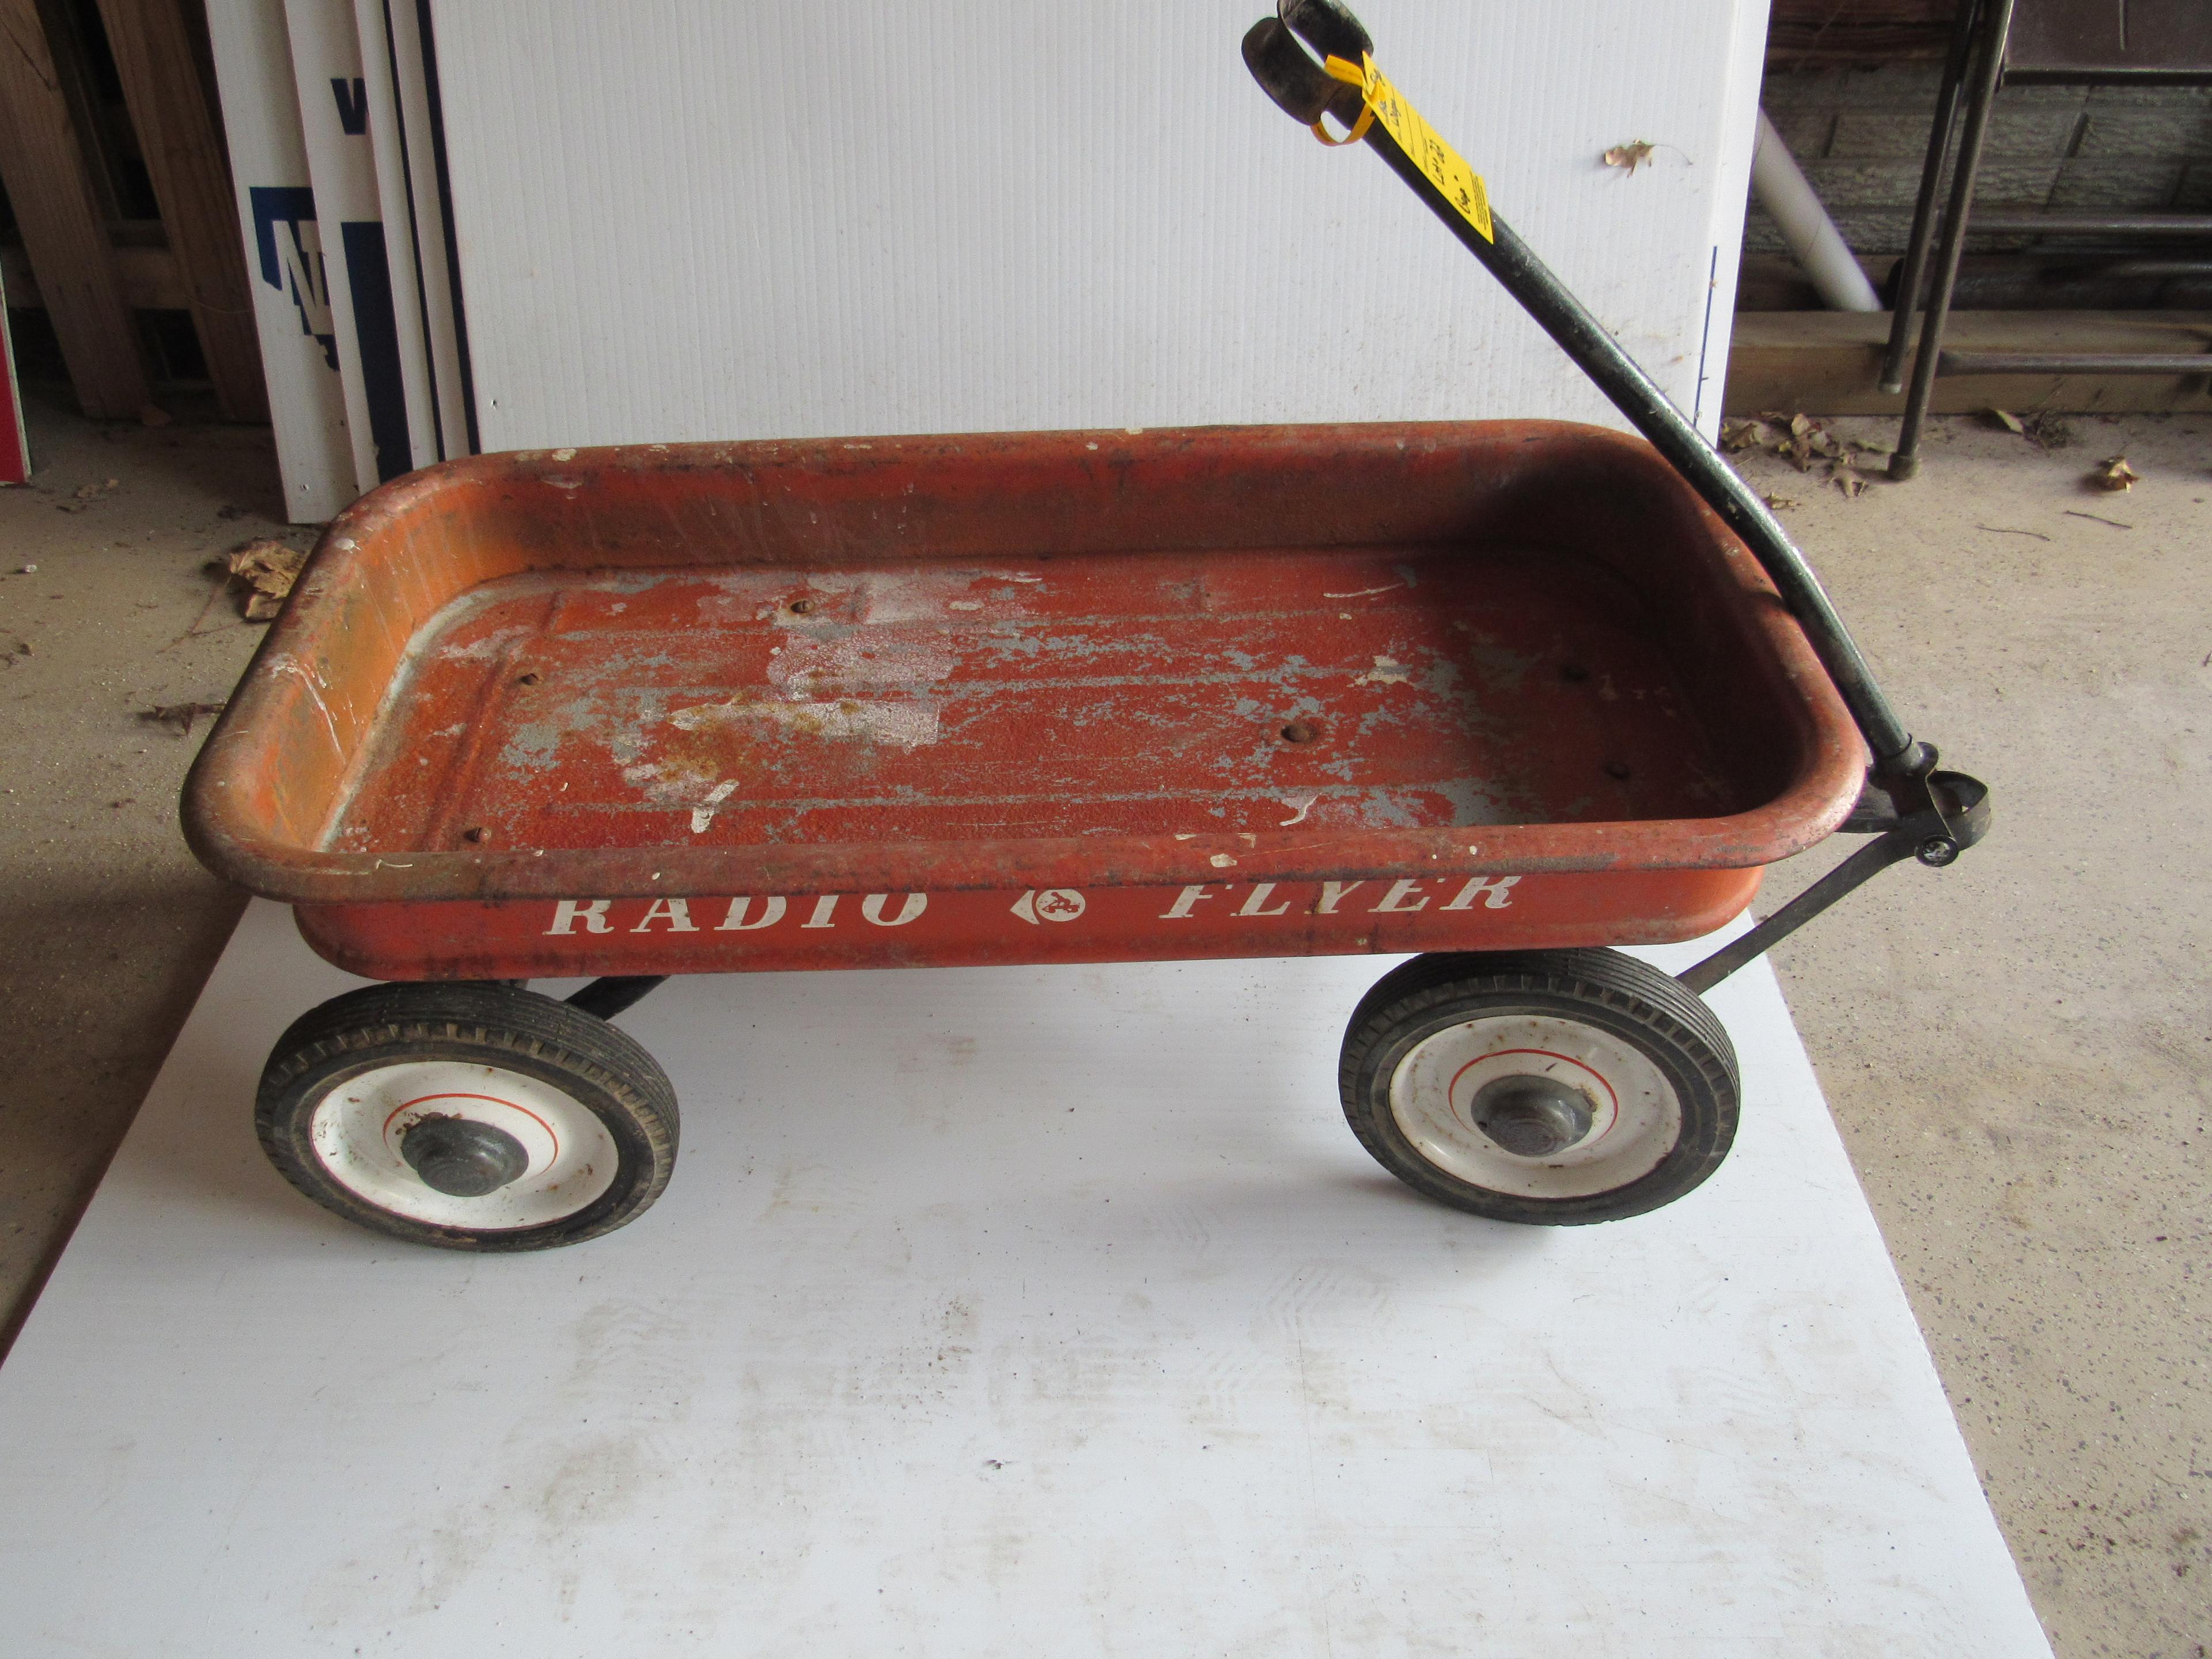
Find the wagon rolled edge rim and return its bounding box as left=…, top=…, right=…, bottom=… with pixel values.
left=180, top=421, right=1869, bottom=909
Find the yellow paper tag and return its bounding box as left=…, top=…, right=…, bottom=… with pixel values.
left=1323, top=54, right=1494, bottom=244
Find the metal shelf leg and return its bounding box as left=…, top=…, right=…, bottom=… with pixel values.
left=1879, top=0, right=1986, bottom=395
left=1889, top=0, right=2018, bottom=481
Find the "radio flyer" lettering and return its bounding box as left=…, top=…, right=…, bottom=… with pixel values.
left=544, top=876, right=1521, bottom=935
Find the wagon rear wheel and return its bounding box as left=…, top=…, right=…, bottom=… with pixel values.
left=256, top=981, right=679, bottom=1251
left=1339, top=949, right=1737, bottom=1225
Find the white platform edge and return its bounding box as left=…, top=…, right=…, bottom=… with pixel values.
left=0, top=901, right=2053, bottom=1657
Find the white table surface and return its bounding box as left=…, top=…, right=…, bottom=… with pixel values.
left=0, top=900, right=2051, bottom=1657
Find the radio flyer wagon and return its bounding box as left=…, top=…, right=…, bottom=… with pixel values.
left=183, top=0, right=1988, bottom=1252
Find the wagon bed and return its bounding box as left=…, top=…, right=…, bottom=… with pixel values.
left=186, top=422, right=1862, bottom=982
left=341, top=541, right=1733, bottom=857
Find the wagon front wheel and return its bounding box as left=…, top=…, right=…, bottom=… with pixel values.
left=1339, top=949, right=1738, bottom=1225
left=256, top=981, right=679, bottom=1251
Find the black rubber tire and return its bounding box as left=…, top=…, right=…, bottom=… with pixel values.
left=1339, top=949, right=1738, bottom=1225
left=256, top=980, right=679, bottom=1251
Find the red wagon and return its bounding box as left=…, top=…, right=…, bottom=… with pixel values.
left=182, top=2, right=1987, bottom=1251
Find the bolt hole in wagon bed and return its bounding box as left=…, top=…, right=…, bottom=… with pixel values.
left=187, top=423, right=1866, bottom=1248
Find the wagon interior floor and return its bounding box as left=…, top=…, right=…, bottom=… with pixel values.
left=323, top=545, right=1736, bottom=855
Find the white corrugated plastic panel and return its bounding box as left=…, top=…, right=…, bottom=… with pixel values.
left=203, top=0, right=354, bottom=521
left=425, top=0, right=1770, bottom=450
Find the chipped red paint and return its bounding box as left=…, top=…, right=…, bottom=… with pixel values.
left=184, top=422, right=1863, bottom=981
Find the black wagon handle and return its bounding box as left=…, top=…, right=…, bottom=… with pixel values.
left=1241, top=1, right=1988, bottom=857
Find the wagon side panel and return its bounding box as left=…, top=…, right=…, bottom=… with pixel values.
left=294, top=867, right=1764, bottom=981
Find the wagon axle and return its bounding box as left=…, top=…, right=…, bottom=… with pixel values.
left=399, top=1114, right=531, bottom=1198
left=1469, top=1075, right=1597, bottom=1160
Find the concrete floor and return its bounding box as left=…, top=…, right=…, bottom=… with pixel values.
left=0, top=396, right=285, bottom=1354
left=0, top=389, right=2205, bottom=1657
left=1748, top=411, right=2212, bottom=1659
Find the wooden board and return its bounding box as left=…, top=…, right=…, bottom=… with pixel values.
left=1726, top=309, right=2212, bottom=415
left=95, top=0, right=270, bottom=423
left=0, top=0, right=150, bottom=419
left=1766, top=0, right=1953, bottom=66
left=0, top=241, right=188, bottom=312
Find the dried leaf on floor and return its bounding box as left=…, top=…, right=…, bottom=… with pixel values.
left=140, top=701, right=226, bottom=734
left=139, top=404, right=172, bottom=429
left=2089, top=456, right=2138, bottom=492
left=1721, top=411, right=1869, bottom=497
left=223, top=539, right=308, bottom=622
left=1986, top=408, right=2073, bottom=450
left=1719, top=418, right=1769, bottom=453
left=225, top=539, right=303, bottom=588
left=1780, top=413, right=1843, bottom=471
left=1761, top=494, right=1801, bottom=510
left=1602, top=140, right=1657, bottom=175
left=71, top=478, right=119, bottom=502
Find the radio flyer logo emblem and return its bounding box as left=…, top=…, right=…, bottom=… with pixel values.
left=1010, top=888, right=1087, bottom=924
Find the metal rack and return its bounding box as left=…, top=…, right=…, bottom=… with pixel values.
left=1881, top=0, right=2212, bottom=479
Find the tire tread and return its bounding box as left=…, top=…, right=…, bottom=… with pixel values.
left=256, top=982, right=679, bottom=1252
left=1339, top=949, right=1738, bottom=1226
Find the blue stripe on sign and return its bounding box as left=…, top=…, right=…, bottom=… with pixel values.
left=340, top=221, right=413, bottom=483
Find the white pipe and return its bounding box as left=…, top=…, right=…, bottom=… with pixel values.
left=1751, top=108, right=1882, bottom=313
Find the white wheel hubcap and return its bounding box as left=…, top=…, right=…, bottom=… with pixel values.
left=1388, top=1012, right=1683, bottom=1200
left=308, top=1059, right=619, bottom=1230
